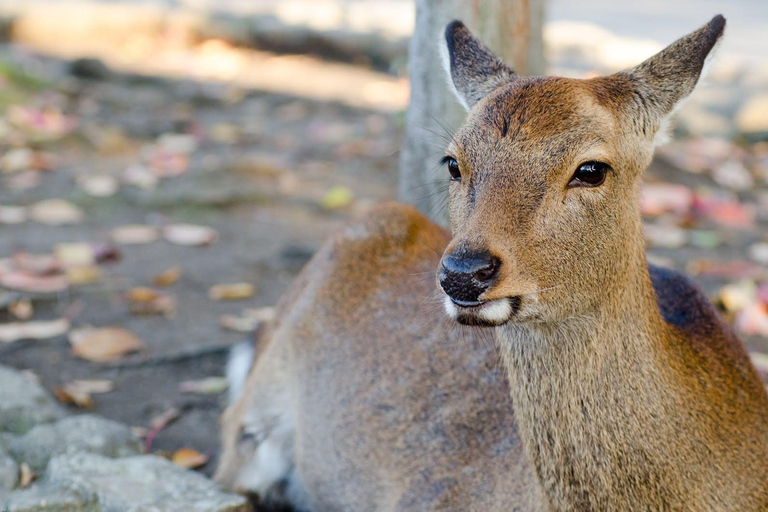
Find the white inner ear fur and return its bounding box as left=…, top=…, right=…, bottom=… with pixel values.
left=439, top=35, right=470, bottom=111
left=653, top=30, right=724, bottom=147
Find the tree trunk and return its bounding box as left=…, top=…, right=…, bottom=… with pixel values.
left=398, top=0, right=544, bottom=225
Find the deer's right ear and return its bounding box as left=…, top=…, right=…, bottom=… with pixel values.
left=443, top=20, right=517, bottom=110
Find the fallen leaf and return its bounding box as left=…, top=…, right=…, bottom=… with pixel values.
left=5, top=171, right=40, bottom=190
left=111, top=225, right=160, bottom=245
left=639, top=183, right=694, bottom=216
left=1, top=148, right=32, bottom=173
left=208, top=282, right=255, bottom=300
left=8, top=299, right=33, bottom=320
left=163, top=224, right=217, bottom=246
left=28, top=199, right=84, bottom=225
left=711, top=160, right=754, bottom=191
left=65, top=266, right=102, bottom=285
left=129, top=293, right=176, bottom=319
left=750, top=352, right=768, bottom=374
left=19, top=463, right=34, bottom=488
left=688, top=230, right=721, bottom=249
left=0, top=272, right=69, bottom=293
left=54, top=243, right=95, bottom=267
left=321, top=185, right=354, bottom=210
left=171, top=448, right=209, bottom=469
left=122, top=164, right=158, bottom=190
left=152, top=266, right=182, bottom=287
left=0, top=318, right=70, bottom=343
left=55, top=379, right=114, bottom=408
left=145, top=406, right=181, bottom=453
left=0, top=205, right=27, bottom=224
left=76, top=174, right=120, bottom=197
left=179, top=377, right=229, bottom=395
left=643, top=223, right=687, bottom=249
left=688, top=260, right=765, bottom=280
left=719, top=281, right=757, bottom=313
left=749, top=243, right=768, bottom=266
left=694, top=195, right=755, bottom=229
left=736, top=304, right=768, bottom=336
left=219, top=306, right=275, bottom=332
left=127, top=287, right=161, bottom=302
left=69, top=326, right=145, bottom=362
left=13, top=252, right=60, bottom=275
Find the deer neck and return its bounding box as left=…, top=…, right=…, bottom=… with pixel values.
left=496, top=251, right=685, bottom=511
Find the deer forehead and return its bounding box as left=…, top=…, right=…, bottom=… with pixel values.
left=452, top=77, right=621, bottom=176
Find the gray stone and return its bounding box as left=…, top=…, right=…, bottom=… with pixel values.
left=8, top=415, right=142, bottom=473
left=0, top=444, right=18, bottom=490
left=46, top=453, right=250, bottom=512
left=0, top=484, right=96, bottom=512
left=0, top=366, right=64, bottom=434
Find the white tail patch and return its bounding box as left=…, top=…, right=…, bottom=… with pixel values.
left=227, top=340, right=255, bottom=404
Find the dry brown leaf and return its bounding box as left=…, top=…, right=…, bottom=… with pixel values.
left=152, top=266, right=182, bottom=287
left=145, top=406, right=181, bottom=453
left=128, top=287, right=160, bottom=302
left=8, top=299, right=33, bottom=320
left=150, top=406, right=181, bottom=431
left=69, top=326, right=145, bottom=362
left=163, top=224, right=217, bottom=247
left=65, top=266, right=103, bottom=285
left=111, top=225, right=160, bottom=245
left=28, top=199, right=84, bottom=225
left=129, top=294, right=176, bottom=319
left=0, top=271, right=69, bottom=293
left=0, top=318, right=70, bottom=343
left=19, top=462, right=34, bottom=488
left=76, top=174, right=120, bottom=197
left=55, top=379, right=115, bottom=409
left=208, top=283, right=255, bottom=301
left=171, top=448, right=209, bottom=469
left=219, top=306, right=275, bottom=332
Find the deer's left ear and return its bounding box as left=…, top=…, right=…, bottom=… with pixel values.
left=443, top=20, right=518, bottom=110
left=618, top=15, right=725, bottom=142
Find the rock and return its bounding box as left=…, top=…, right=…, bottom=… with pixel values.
left=8, top=415, right=142, bottom=473
left=0, top=443, right=19, bottom=489
left=0, top=485, right=95, bottom=512
left=69, top=58, right=112, bottom=81
left=46, top=453, right=250, bottom=512
left=736, top=94, right=768, bottom=135
left=0, top=366, right=64, bottom=434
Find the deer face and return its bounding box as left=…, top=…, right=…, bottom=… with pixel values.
left=437, top=18, right=724, bottom=326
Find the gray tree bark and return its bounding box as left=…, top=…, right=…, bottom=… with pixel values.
left=398, top=0, right=545, bottom=225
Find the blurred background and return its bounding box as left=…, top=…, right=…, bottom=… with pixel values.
left=0, top=0, right=767, bottom=499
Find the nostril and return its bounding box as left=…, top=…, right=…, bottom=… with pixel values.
left=473, top=256, right=500, bottom=283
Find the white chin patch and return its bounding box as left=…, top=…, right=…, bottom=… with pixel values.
left=477, top=299, right=512, bottom=324
left=443, top=295, right=459, bottom=319
left=443, top=296, right=512, bottom=325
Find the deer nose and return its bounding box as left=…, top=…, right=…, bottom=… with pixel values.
left=438, top=251, right=500, bottom=306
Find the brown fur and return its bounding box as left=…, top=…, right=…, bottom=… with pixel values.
left=217, top=15, right=768, bottom=511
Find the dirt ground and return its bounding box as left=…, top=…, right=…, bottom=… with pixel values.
left=0, top=52, right=401, bottom=474
left=1, top=46, right=768, bottom=480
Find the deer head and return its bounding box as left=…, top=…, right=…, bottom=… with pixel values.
left=437, top=16, right=725, bottom=327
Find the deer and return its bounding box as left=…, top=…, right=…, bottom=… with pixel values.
left=215, top=15, right=768, bottom=511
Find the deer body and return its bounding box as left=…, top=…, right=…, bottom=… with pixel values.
left=217, top=15, right=768, bottom=511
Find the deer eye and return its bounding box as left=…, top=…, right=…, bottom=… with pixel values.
left=569, top=161, right=609, bottom=188
left=442, top=156, right=461, bottom=181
